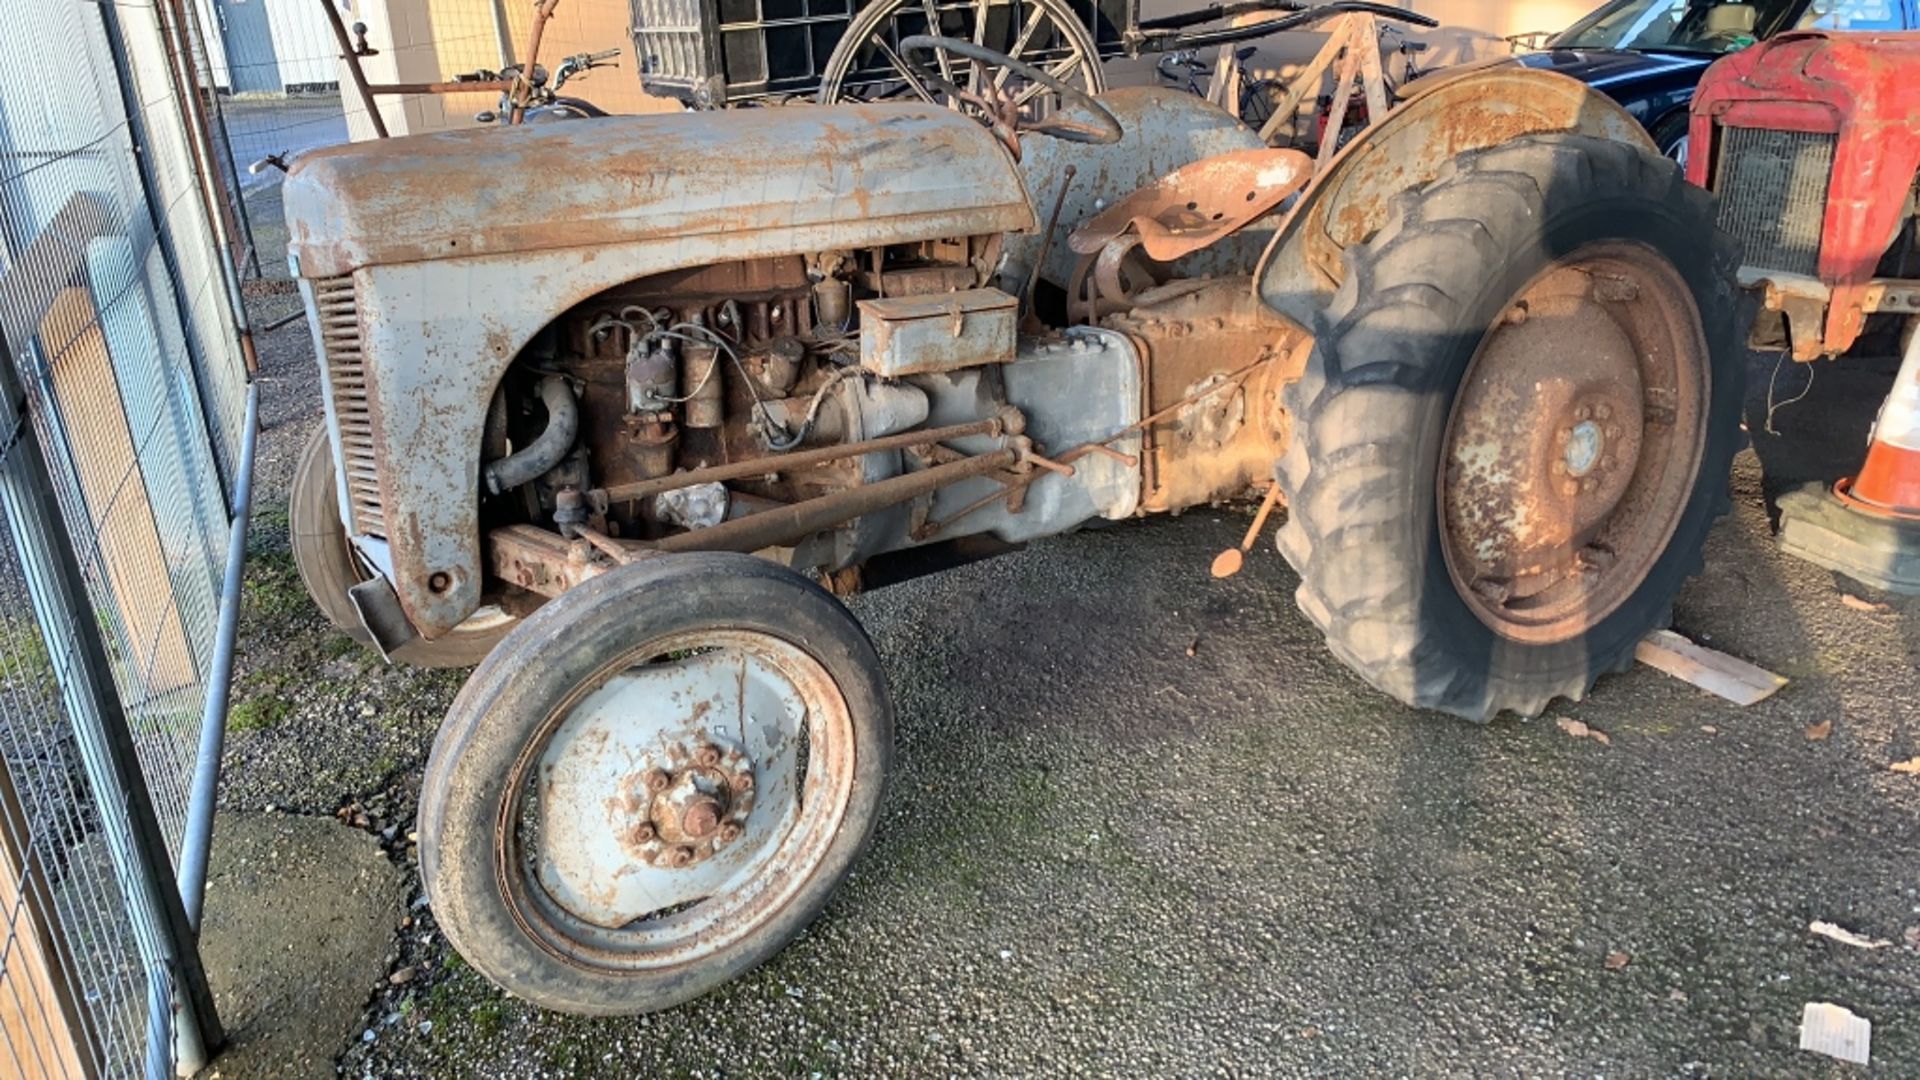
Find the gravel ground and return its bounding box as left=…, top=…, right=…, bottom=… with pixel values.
left=214, top=299, right=1920, bottom=1077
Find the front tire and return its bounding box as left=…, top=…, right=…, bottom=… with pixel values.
left=419, top=553, right=892, bottom=1015
left=289, top=426, right=512, bottom=667
left=1273, top=134, right=1744, bottom=720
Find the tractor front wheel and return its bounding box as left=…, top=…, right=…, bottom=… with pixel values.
left=1274, top=134, right=1744, bottom=720
left=289, top=426, right=513, bottom=667
left=418, top=552, right=892, bottom=1015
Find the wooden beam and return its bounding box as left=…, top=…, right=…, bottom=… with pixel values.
left=1635, top=629, right=1788, bottom=706
left=0, top=755, right=98, bottom=1079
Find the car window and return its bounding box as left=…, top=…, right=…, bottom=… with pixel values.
left=1798, top=0, right=1906, bottom=27
left=1552, top=0, right=1808, bottom=54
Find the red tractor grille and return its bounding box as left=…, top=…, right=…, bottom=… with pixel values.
left=312, top=275, right=387, bottom=538
left=1712, top=125, right=1835, bottom=278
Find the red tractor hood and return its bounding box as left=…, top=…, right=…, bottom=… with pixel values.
left=1689, top=31, right=1920, bottom=353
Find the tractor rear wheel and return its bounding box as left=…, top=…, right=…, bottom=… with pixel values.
left=1274, top=134, right=1744, bottom=720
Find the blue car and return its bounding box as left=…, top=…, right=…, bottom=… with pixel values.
left=1513, top=0, right=1919, bottom=163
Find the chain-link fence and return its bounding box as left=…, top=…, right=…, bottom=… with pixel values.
left=0, top=0, right=255, bottom=1074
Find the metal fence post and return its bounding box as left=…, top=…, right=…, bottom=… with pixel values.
left=0, top=342, right=224, bottom=1074
left=176, top=379, right=258, bottom=928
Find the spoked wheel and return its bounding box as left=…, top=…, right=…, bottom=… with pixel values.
left=419, top=553, right=891, bottom=1015
left=289, top=426, right=513, bottom=667
left=1273, top=133, right=1744, bottom=720
left=1238, top=78, right=1283, bottom=132
left=817, top=0, right=1104, bottom=109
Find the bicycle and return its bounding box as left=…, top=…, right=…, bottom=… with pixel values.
left=1309, top=22, right=1431, bottom=155
left=1154, top=45, right=1287, bottom=131
left=469, top=48, right=624, bottom=125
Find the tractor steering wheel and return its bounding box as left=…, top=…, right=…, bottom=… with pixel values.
left=899, top=36, right=1122, bottom=149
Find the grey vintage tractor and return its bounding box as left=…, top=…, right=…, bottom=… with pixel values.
left=281, top=42, right=1743, bottom=1014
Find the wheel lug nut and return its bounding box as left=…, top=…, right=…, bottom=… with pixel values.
left=718, top=822, right=743, bottom=842
left=1574, top=405, right=1592, bottom=421
left=632, top=822, right=656, bottom=843
left=732, top=772, right=754, bottom=792
left=1561, top=480, right=1579, bottom=497
left=643, top=769, right=669, bottom=793
left=1594, top=403, right=1612, bottom=421
left=696, top=745, right=721, bottom=767
left=670, top=846, right=695, bottom=867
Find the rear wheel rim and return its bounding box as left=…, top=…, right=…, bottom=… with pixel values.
left=501, top=629, right=856, bottom=970
left=1438, top=240, right=1708, bottom=644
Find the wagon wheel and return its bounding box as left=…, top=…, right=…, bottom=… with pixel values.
left=419, top=552, right=892, bottom=1014
left=816, top=0, right=1105, bottom=110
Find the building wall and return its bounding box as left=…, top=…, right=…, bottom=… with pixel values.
left=338, top=0, right=1602, bottom=138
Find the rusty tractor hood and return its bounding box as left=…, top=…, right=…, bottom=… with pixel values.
left=282, top=104, right=1036, bottom=278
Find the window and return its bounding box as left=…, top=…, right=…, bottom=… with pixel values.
left=1799, top=0, right=1908, bottom=29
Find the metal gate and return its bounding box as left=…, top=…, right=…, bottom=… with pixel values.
left=0, top=0, right=256, bottom=1074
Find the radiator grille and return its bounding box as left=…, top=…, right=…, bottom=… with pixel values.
left=312, top=276, right=386, bottom=538
left=1714, top=126, right=1835, bottom=277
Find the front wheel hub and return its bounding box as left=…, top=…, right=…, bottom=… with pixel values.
left=527, top=635, right=849, bottom=936
left=631, top=743, right=757, bottom=865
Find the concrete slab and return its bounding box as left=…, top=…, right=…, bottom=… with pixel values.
left=195, top=812, right=405, bottom=1080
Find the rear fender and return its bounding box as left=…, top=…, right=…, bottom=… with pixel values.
left=1257, top=67, right=1654, bottom=326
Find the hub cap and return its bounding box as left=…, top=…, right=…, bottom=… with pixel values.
left=507, top=630, right=855, bottom=968
left=1439, top=242, right=1708, bottom=644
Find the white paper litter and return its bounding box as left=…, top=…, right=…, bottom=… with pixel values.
left=1809, top=920, right=1892, bottom=949
left=1800, top=1002, right=1872, bottom=1065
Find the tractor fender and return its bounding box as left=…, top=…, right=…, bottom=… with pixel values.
left=1256, top=66, right=1655, bottom=327
left=282, top=105, right=1034, bottom=640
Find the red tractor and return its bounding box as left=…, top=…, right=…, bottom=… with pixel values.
left=1689, top=29, right=1920, bottom=592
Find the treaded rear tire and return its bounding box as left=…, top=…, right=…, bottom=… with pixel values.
left=1273, top=133, right=1744, bottom=720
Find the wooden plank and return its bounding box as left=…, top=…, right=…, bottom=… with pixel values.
left=0, top=757, right=98, bottom=1078
left=1635, top=629, right=1788, bottom=706
left=40, top=287, right=197, bottom=699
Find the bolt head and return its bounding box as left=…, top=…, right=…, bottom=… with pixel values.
left=732, top=771, right=755, bottom=793
left=696, top=745, right=721, bottom=767
left=1573, top=405, right=1592, bottom=421
left=718, top=822, right=743, bottom=842
left=1594, top=403, right=1612, bottom=421
left=681, top=798, right=723, bottom=839
left=670, top=846, right=696, bottom=867
left=631, top=822, right=656, bottom=843
left=643, top=769, right=669, bottom=793
left=1561, top=480, right=1579, bottom=497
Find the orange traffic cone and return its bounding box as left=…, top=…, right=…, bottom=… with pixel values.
left=1837, top=340, right=1920, bottom=518
left=1778, top=329, right=1920, bottom=593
